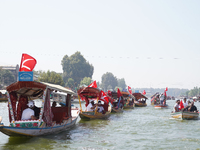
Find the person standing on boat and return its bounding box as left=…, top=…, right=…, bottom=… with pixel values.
left=174, top=100, right=180, bottom=112
left=21, top=101, right=37, bottom=120
left=183, top=98, right=188, bottom=108
left=188, top=101, right=198, bottom=112
left=86, top=100, right=96, bottom=111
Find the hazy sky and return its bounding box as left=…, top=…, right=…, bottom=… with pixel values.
left=0, top=0, right=200, bottom=89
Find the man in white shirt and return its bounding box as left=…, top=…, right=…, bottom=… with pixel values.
left=174, top=100, right=180, bottom=112
left=21, top=100, right=37, bottom=120
left=183, top=98, right=188, bottom=108
left=86, top=100, right=96, bottom=111
left=97, top=101, right=105, bottom=113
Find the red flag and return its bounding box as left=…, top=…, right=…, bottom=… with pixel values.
left=117, top=88, right=122, bottom=98
left=107, top=90, right=111, bottom=96
left=164, top=91, right=167, bottom=97
left=19, top=53, right=37, bottom=71
left=179, top=100, right=184, bottom=110
left=128, top=86, right=132, bottom=95
left=165, top=87, right=168, bottom=91
left=88, top=80, right=97, bottom=88
left=99, top=90, right=109, bottom=103
left=142, top=90, right=146, bottom=95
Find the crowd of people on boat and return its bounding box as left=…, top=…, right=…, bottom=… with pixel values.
left=173, top=98, right=198, bottom=113
left=86, top=100, right=106, bottom=114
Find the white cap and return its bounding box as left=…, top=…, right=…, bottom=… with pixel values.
left=27, top=100, right=34, bottom=107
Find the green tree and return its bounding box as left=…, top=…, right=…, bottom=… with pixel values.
left=101, top=72, right=118, bottom=91
left=38, top=70, right=64, bottom=86
left=80, top=77, right=92, bottom=86
left=61, top=51, right=94, bottom=86
left=65, top=78, right=74, bottom=89
left=0, top=69, right=15, bottom=86
left=117, top=78, right=126, bottom=90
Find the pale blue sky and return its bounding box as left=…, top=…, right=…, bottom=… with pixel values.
left=0, top=0, right=200, bottom=89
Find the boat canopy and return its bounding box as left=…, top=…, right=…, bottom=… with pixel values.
left=6, top=81, right=75, bottom=98
left=77, top=87, right=101, bottom=98
left=132, top=93, right=148, bottom=100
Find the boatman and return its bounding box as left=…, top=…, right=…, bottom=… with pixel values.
left=174, top=100, right=180, bottom=112
left=21, top=101, right=37, bottom=120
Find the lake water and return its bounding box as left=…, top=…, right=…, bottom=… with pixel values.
left=0, top=100, right=200, bottom=150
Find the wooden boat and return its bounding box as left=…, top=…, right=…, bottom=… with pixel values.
left=171, top=111, right=199, bottom=120
left=108, top=91, right=124, bottom=113
left=0, top=90, right=8, bottom=102
left=121, top=91, right=135, bottom=109
left=132, top=93, right=148, bottom=107
left=154, top=104, right=168, bottom=109
left=77, top=87, right=111, bottom=120
left=0, top=81, right=79, bottom=136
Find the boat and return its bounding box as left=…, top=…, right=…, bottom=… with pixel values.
left=108, top=91, right=123, bottom=113
left=132, top=92, right=148, bottom=107
left=77, top=87, right=111, bottom=120
left=0, top=81, right=79, bottom=136
left=0, top=90, right=8, bottom=102
left=121, top=91, right=135, bottom=109
left=154, top=93, right=168, bottom=109
left=171, top=111, right=199, bottom=120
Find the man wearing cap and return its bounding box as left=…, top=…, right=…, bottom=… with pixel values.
left=21, top=100, right=37, bottom=120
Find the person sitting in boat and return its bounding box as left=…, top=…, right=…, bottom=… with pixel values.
left=188, top=101, right=198, bottom=112
left=32, top=100, right=41, bottom=119
left=97, top=101, right=105, bottom=114
left=21, top=100, right=37, bottom=120
left=174, top=100, right=180, bottom=112
left=52, top=101, right=57, bottom=107
left=86, top=100, right=96, bottom=112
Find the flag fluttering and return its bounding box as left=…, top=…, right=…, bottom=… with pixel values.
left=88, top=80, right=97, bottom=88
left=142, top=90, right=146, bottom=95
left=179, top=100, right=184, bottom=110
left=19, top=53, right=37, bottom=71
left=165, top=87, right=168, bottom=91
left=117, top=88, right=122, bottom=98
left=99, top=90, right=109, bottom=103
left=128, top=86, right=132, bottom=95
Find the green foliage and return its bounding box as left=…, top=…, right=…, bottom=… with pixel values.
left=38, top=70, right=64, bottom=86
left=65, top=78, right=74, bottom=88
left=61, top=51, right=94, bottom=86
left=187, top=87, right=200, bottom=97
left=0, top=68, right=15, bottom=86
left=117, top=78, right=126, bottom=89
left=101, top=72, right=118, bottom=91
left=80, top=77, right=92, bottom=86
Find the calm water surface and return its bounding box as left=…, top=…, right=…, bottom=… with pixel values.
left=1, top=100, right=200, bottom=150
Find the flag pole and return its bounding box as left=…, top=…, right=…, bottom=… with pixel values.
left=78, top=95, right=82, bottom=113
left=95, top=97, right=99, bottom=115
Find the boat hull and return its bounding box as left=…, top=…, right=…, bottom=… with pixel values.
left=0, top=109, right=79, bottom=137
left=123, top=104, right=135, bottom=109
left=171, top=111, right=199, bottom=120
left=135, top=103, right=147, bottom=107
left=79, top=105, right=112, bottom=120
left=154, top=104, right=168, bottom=109
left=111, top=107, right=123, bottom=113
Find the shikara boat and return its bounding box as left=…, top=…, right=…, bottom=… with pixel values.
left=121, top=91, right=135, bottom=109
left=132, top=93, right=148, bottom=107
left=154, top=104, right=168, bottom=109
left=171, top=111, right=199, bottom=120
left=77, top=87, right=111, bottom=120
left=0, top=81, right=79, bottom=136
left=109, top=91, right=123, bottom=113
left=0, top=90, right=8, bottom=102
